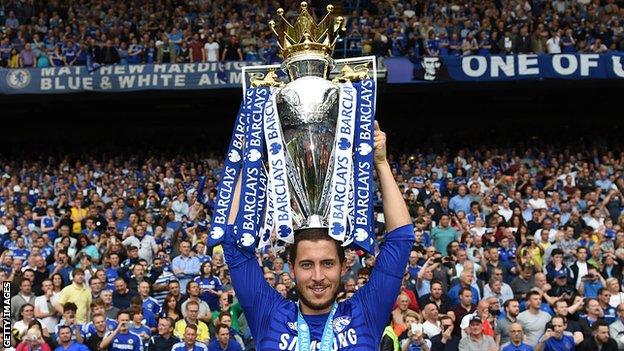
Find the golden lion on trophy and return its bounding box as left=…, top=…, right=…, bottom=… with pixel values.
left=332, top=63, right=370, bottom=83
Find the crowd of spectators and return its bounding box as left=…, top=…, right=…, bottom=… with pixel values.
left=1, top=0, right=623, bottom=69
left=4, top=140, right=624, bottom=351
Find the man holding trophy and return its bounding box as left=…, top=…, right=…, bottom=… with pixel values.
left=210, top=2, right=413, bottom=350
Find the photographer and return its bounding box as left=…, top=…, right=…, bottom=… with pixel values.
left=430, top=316, right=459, bottom=351
left=578, top=266, right=606, bottom=298
left=401, top=319, right=432, bottom=351
left=99, top=310, right=142, bottom=351
left=535, top=315, right=575, bottom=351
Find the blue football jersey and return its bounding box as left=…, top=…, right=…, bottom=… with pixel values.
left=224, top=224, right=414, bottom=350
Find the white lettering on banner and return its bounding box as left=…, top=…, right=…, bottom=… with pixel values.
left=214, top=166, right=238, bottom=225
left=332, top=155, right=349, bottom=219
left=463, top=56, right=520, bottom=78
left=40, top=77, right=93, bottom=90
left=612, top=56, right=624, bottom=77
left=354, top=80, right=374, bottom=227
left=491, top=56, right=515, bottom=77
left=40, top=66, right=82, bottom=76
left=580, top=54, right=599, bottom=76
left=239, top=88, right=267, bottom=238
left=518, top=55, right=539, bottom=75
left=462, top=56, right=488, bottom=77
left=552, top=55, right=578, bottom=75
left=329, top=83, right=356, bottom=241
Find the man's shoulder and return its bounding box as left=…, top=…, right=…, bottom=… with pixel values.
left=171, top=341, right=186, bottom=350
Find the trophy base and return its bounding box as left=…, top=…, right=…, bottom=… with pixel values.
left=299, top=214, right=328, bottom=230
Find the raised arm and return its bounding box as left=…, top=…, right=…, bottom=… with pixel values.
left=374, top=121, right=411, bottom=231
left=222, top=174, right=283, bottom=338
left=353, top=122, right=414, bottom=339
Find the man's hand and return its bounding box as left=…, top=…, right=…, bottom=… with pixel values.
left=373, top=121, right=387, bottom=165
left=542, top=329, right=554, bottom=341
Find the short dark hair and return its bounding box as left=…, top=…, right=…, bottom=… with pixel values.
left=57, top=325, right=71, bottom=334
left=503, top=298, right=518, bottom=310
left=62, top=302, right=78, bottom=313
left=288, top=228, right=345, bottom=265
left=215, top=323, right=229, bottom=334
left=551, top=315, right=566, bottom=325
left=459, top=287, right=473, bottom=296
left=158, top=316, right=175, bottom=327
left=526, top=291, right=542, bottom=300
left=593, top=320, right=609, bottom=331
left=117, top=310, right=130, bottom=319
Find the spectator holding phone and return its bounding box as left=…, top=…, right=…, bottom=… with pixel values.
left=100, top=310, right=142, bottom=351
left=535, top=316, right=574, bottom=351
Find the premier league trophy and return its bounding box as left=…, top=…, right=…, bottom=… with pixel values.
left=210, top=2, right=379, bottom=254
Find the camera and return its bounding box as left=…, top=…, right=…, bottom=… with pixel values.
left=433, top=257, right=442, bottom=264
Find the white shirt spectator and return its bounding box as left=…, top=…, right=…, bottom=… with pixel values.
left=533, top=228, right=558, bottom=243
left=34, top=293, right=60, bottom=333
left=122, top=235, right=159, bottom=263
left=423, top=320, right=442, bottom=338
left=483, top=282, right=514, bottom=304
left=498, top=207, right=513, bottom=222
left=546, top=36, right=561, bottom=53
left=172, top=199, right=189, bottom=221
left=528, top=197, right=547, bottom=210
left=204, top=41, right=220, bottom=62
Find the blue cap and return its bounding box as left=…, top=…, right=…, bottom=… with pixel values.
left=555, top=271, right=568, bottom=279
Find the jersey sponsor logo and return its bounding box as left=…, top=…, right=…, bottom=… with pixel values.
left=287, top=322, right=298, bottom=332
left=278, top=328, right=358, bottom=350
left=113, top=339, right=135, bottom=350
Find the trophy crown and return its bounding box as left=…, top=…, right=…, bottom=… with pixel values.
left=269, top=2, right=345, bottom=61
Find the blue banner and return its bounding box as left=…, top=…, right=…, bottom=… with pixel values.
left=0, top=61, right=261, bottom=94
left=386, top=53, right=624, bottom=83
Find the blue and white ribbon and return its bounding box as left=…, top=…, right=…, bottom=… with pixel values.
left=328, top=82, right=356, bottom=242
left=263, top=90, right=294, bottom=244
left=297, top=302, right=338, bottom=351
left=234, top=87, right=269, bottom=251
left=208, top=98, right=248, bottom=246
left=258, top=174, right=274, bottom=251
left=350, top=79, right=376, bottom=252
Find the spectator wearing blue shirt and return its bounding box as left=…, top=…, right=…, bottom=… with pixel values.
left=172, top=325, right=208, bottom=351
left=139, top=281, right=162, bottom=317
left=598, top=288, right=617, bottom=324
left=578, top=266, right=606, bottom=298
left=171, top=240, right=201, bottom=290
left=128, top=305, right=152, bottom=351
left=47, top=250, right=72, bottom=285
left=54, top=325, right=89, bottom=351
left=535, top=315, right=575, bottom=351
left=112, top=277, right=138, bottom=310
left=448, top=270, right=480, bottom=306
left=194, top=261, right=223, bottom=311
left=83, top=300, right=118, bottom=336
left=12, top=237, right=30, bottom=261
left=100, top=310, right=143, bottom=351
left=501, top=322, right=534, bottom=351
left=207, top=324, right=242, bottom=351
left=449, top=185, right=471, bottom=214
